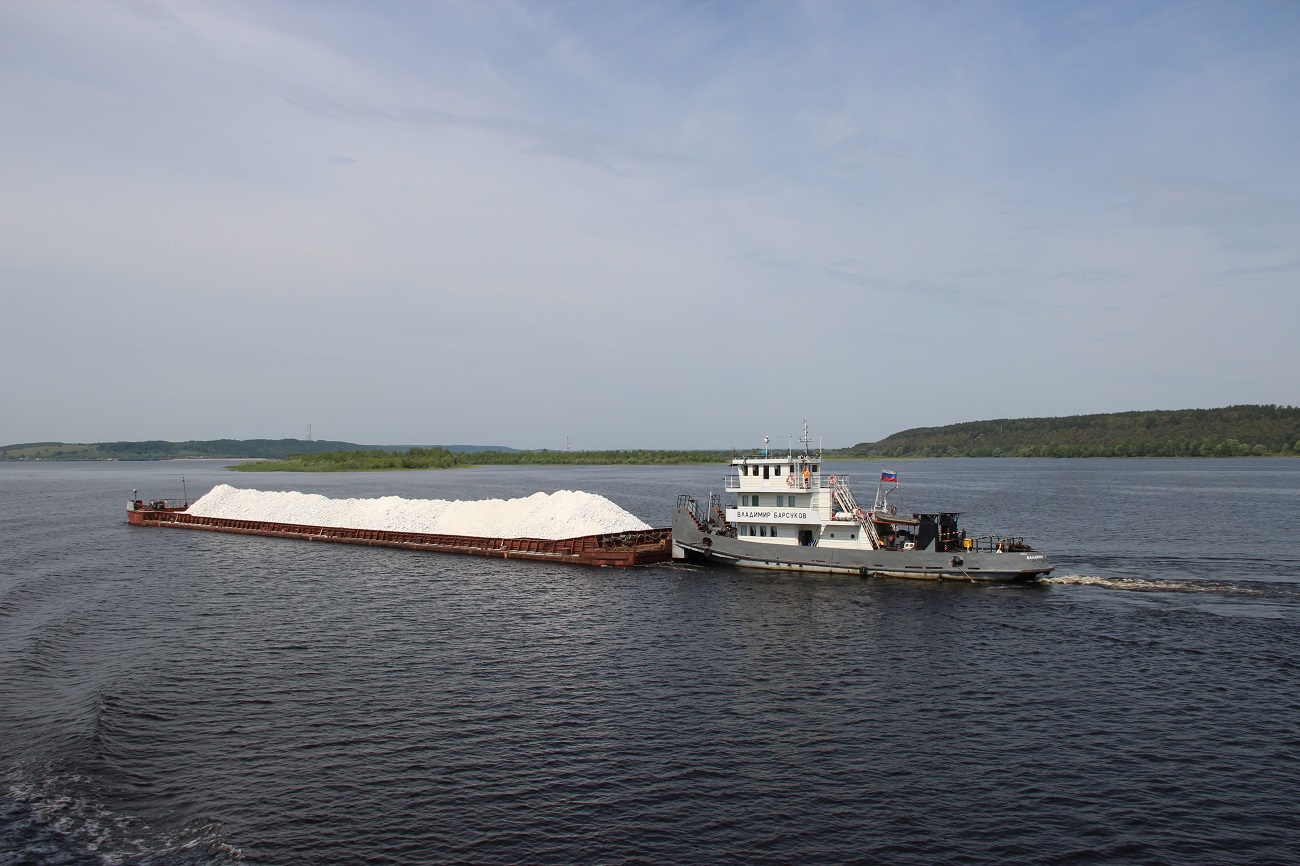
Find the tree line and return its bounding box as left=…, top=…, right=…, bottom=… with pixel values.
left=0, top=438, right=383, bottom=461
left=234, top=447, right=732, bottom=472
left=845, top=405, right=1300, bottom=458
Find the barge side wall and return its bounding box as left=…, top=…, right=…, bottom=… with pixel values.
left=127, top=509, right=671, bottom=567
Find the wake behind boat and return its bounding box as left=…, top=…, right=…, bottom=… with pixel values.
left=671, top=422, right=1053, bottom=582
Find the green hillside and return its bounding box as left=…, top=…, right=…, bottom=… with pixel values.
left=0, top=439, right=390, bottom=461
left=847, top=405, right=1300, bottom=458
left=235, top=448, right=731, bottom=471
left=6, top=405, right=1297, bottom=463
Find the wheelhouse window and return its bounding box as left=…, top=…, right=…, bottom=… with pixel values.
left=763, top=465, right=770, bottom=479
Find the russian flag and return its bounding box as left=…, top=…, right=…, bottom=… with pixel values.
left=881, top=470, right=897, bottom=483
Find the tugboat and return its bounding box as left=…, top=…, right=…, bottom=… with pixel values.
left=671, top=422, right=1053, bottom=582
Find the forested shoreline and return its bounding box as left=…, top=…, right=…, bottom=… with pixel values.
left=0, top=439, right=381, bottom=461
left=848, top=405, right=1299, bottom=458
left=5, top=405, right=1297, bottom=465
left=233, top=448, right=730, bottom=472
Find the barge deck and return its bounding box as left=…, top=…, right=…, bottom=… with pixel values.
left=128, top=501, right=671, bottom=567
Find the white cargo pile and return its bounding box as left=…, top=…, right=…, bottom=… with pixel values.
left=187, top=484, right=652, bottom=540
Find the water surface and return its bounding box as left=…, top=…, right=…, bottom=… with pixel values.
left=2, top=459, right=1297, bottom=864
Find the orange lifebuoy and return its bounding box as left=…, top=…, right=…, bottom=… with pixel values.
left=854, top=507, right=862, bottom=520
left=786, top=474, right=795, bottom=487
left=827, top=474, right=838, bottom=485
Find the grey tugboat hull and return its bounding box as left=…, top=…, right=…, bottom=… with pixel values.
left=673, top=508, right=1051, bottom=582
left=672, top=421, right=1054, bottom=583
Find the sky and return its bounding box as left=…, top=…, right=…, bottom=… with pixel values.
left=2, top=0, right=1298, bottom=449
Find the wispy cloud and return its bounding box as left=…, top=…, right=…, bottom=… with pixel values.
left=282, top=91, right=692, bottom=173
left=1, top=0, right=1297, bottom=445
left=1112, top=170, right=1300, bottom=228
left=1213, top=259, right=1300, bottom=284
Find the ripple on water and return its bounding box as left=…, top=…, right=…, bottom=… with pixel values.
left=2, top=460, right=1299, bottom=864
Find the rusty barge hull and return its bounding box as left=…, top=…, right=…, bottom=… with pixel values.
left=127, top=507, right=672, bottom=567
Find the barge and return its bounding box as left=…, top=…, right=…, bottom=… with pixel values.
left=127, top=497, right=672, bottom=568
left=672, top=422, right=1054, bottom=582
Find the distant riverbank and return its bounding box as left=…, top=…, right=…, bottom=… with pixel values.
left=848, top=404, right=1299, bottom=458
left=6, top=405, right=1296, bottom=465
left=232, top=448, right=732, bottom=472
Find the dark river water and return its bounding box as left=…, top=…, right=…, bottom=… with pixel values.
left=2, top=459, right=1298, bottom=865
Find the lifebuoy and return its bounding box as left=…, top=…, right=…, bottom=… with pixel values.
left=853, top=507, right=863, bottom=520
left=827, top=474, right=838, bottom=485
left=786, top=474, right=795, bottom=487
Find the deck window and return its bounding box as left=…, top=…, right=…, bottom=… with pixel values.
left=771, top=527, right=779, bottom=537
left=775, top=465, right=781, bottom=476
left=763, top=465, right=770, bottom=479
left=760, top=526, right=767, bottom=537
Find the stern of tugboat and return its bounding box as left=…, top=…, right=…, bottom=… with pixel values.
left=672, top=494, right=717, bottom=560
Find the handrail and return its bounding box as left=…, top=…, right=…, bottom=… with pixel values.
left=133, top=498, right=187, bottom=510
left=961, top=534, right=1033, bottom=553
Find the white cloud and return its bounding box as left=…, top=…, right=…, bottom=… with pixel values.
left=1, top=0, right=1297, bottom=445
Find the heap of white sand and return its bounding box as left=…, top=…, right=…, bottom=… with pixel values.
left=186, top=484, right=652, bottom=540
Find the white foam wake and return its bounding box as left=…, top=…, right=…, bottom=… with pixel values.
left=187, top=484, right=652, bottom=540
left=1044, top=574, right=1276, bottom=597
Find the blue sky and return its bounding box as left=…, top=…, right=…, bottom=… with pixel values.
left=2, top=0, right=1297, bottom=448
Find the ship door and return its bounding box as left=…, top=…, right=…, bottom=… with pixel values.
left=799, top=529, right=815, bottom=546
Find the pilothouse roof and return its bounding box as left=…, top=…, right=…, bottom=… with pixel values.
left=735, top=420, right=822, bottom=464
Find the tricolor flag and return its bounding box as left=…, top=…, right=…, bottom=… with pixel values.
left=881, top=470, right=897, bottom=483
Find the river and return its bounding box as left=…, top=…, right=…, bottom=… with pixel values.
left=1, top=458, right=1297, bottom=864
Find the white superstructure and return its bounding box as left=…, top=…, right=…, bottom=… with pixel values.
left=672, top=420, right=1052, bottom=580
left=722, top=420, right=880, bottom=551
